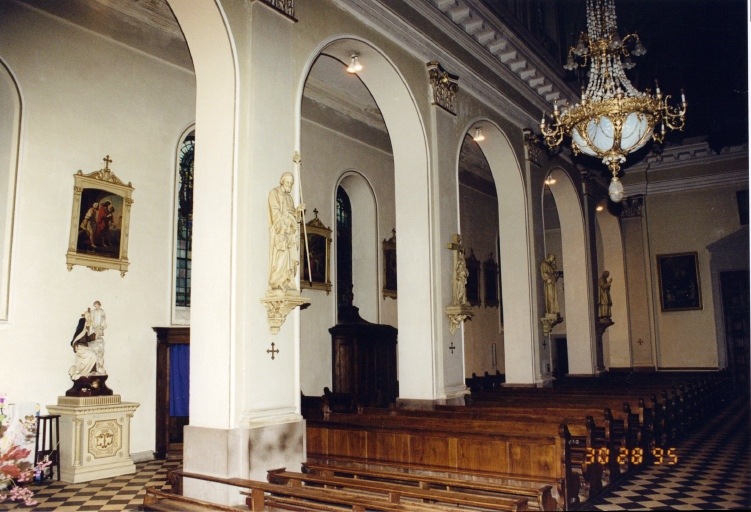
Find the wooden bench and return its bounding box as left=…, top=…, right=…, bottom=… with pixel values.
left=167, top=468, right=474, bottom=512
left=142, top=486, right=244, bottom=511
left=267, top=467, right=529, bottom=511
left=306, top=411, right=583, bottom=509
left=299, top=460, right=557, bottom=511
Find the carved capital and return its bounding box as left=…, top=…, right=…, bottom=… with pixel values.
left=621, top=195, right=644, bottom=218
left=427, top=62, right=459, bottom=115
left=259, top=0, right=296, bottom=19
left=523, top=129, right=543, bottom=166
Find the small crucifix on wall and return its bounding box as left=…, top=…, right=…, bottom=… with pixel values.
left=267, top=342, right=279, bottom=360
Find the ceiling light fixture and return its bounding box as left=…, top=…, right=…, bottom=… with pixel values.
left=540, top=0, right=686, bottom=202
left=544, top=176, right=556, bottom=186
left=473, top=127, right=485, bottom=142
left=347, top=54, right=362, bottom=74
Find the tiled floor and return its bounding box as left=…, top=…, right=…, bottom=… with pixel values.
left=2, top=396, right=748, bottom=511
left=0, top=458, right=180, bottom=511
left=578, top=394, right=750, bottom=511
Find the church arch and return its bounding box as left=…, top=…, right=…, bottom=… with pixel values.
left=469, top=120, right=538, bottom=385
left=0, top=59, right=21, bottom=322
left=543, top=167, right=597, bottom=375
left=595, top=197, right=630, bottom=368
left=297, top=37, right=432, bottom=399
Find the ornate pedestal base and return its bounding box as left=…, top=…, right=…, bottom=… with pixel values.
left=445, top=304, right=474, bottom=335
left=260, top=293, right=310, bottom=334
left=541, top=313, right=563, bottom=335
left=47, top=395, right=139, bottom=483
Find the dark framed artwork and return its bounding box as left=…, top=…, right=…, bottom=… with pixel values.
left=66, top=158, right=134, bottom=276
left=656, top=252, right=702, bottom=311
left=483, top=252, right=499, bottom=308
left=300, top=209, right=332, bottom=294
left=466, top=249, right=481, bottom=306
left=382, top=228, right=397, bottom=299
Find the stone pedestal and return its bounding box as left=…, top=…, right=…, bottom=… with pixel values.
left=47, top=395, right=139, bottom=483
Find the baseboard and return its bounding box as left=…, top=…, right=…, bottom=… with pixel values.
left=131, top=450, right=156, bottom=463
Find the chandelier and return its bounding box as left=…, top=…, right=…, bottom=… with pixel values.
left=540, top=0, right=687, bottom=202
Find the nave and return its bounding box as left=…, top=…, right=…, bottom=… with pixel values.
left=3, top=383, right=747, bottom=511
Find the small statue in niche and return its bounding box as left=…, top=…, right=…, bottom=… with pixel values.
left=540, top=253, right=562, bottom=316
left=598, top=270, right=613, bottom=319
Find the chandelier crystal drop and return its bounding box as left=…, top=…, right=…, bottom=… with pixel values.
left=540, top=0, right=687, bottom=202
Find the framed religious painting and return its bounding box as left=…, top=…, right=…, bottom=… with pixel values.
left=300, top=209, right=332, bottom=294
left=382, top=228, right=397, bottom=299
left=466, top=249, right=481, bottom=306
left=656, top=252, right=702, bottom=311
left=66, top=156, right=134, bottom=276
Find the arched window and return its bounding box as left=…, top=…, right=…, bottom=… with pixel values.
left=336, top=185, right=352, bottom=311
left=173, top=130, right=194, bottom=323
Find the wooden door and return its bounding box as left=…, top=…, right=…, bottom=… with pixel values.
left=721, top=271, right=750, bottom=391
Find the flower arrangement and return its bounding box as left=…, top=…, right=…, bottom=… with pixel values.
left=0, top=397, right=52, bottom=507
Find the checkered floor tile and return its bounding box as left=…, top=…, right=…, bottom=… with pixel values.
left=0, top=458, right=180, bottom=511
left=578, top=396, right=750, bottom=511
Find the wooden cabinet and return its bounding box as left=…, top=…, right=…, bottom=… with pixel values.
left=329, top=306, right=397, bottom=407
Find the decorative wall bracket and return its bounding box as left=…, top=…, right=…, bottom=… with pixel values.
left=596, top=316, right=614, bottom=338
left=260, top=294, right=310, bottom=335
left=445, top=303, right=474, bottom=335
left=541, top=312, right=563, bottom=336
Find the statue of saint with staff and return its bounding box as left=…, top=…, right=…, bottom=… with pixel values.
left=267, top=170, right=307, bottom=296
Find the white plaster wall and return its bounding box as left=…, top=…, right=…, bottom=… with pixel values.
left=0, top=1, right=195, bottom=455
left=299, top=119, right=395, bottom=396
left=645, top=184, right=747, bottom=368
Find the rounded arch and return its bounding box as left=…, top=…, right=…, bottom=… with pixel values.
left=165, top=0, right=238, bottom=430
left=297, top=37, right=433, bottom=399
left=337, top=171, right=379, bottom=322
left=0, top=58, right=22, bottom=322
left=595, top=197, right=630, bottom=367
left=470, top=120, right=539, bottom=385
left=544, top=167, right=597, bottom=375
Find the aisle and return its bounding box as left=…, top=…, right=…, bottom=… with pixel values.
left=578, top=395, right=750, bottom=511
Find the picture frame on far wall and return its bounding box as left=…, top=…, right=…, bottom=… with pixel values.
left=466, top=249, right=481, bottom=306
left=300, top=209, right=332, bottom=294
left=66, top=156, right=134, bottom=276
left=382, top=228, right=397, bottom=299
left=656, top=252, right=702, bottom=311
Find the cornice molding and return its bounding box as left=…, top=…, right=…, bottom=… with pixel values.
left=331, top=0, right=572, bottom=130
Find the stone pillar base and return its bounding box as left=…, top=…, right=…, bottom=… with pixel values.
left=47, top=395, right=139, bottom=483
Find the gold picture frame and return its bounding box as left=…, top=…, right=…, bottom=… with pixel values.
left=66, top=156, right=134, bottom=276
left=300, top=209, right=332, bottom=294
left=656, top=252, right=702, bottom=311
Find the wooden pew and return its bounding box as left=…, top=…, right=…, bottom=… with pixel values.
left=166, top=468, right=471, bottom=512
left=300, top=460, right=557, bottom=511
left=142, top=486, right=247, bottom=511
left=306, top=412, right=583, bottom=509
left=267, top=467, right=529, bottom=511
